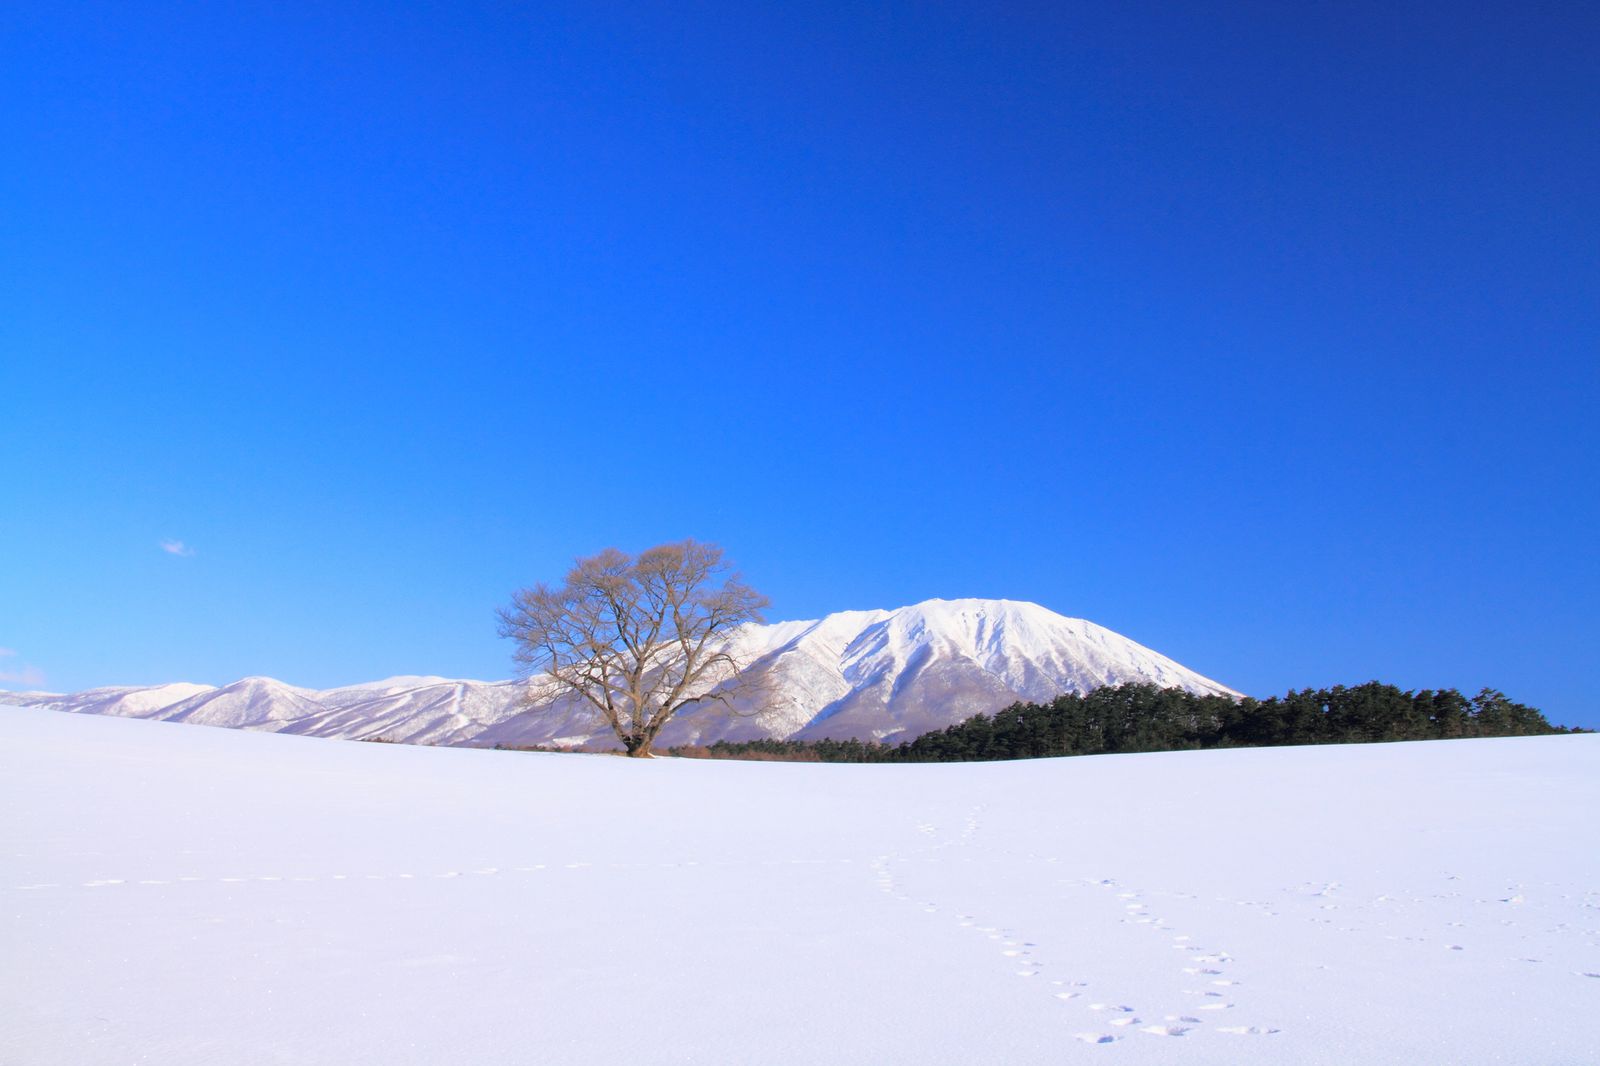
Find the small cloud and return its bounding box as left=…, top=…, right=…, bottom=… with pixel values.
left=161, top=539, right=196, bottom=557
left=0, top=664, right=46, bottom=687
left=0, top=647, right=44, bottom=687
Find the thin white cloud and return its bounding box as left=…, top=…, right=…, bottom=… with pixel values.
left=0, top=664, right=45, bottom=687
left=160, top=539, right=196, bottom=557
left=0, top=646, right=45, bottom=688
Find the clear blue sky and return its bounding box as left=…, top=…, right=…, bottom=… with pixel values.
left=3, top=2, right=1596, bottom=727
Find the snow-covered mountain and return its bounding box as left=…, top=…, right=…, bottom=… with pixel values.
left=1, top=599, right=1236, bottom=748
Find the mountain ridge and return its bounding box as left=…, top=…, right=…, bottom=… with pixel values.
left=1, top=598, right=1237, bottom=748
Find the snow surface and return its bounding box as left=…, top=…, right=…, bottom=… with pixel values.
left=3, top=707, right=1596, bottom=1064
left=0, top=599, right=1236, bottom=749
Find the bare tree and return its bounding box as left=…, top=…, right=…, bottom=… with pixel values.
left=497, top=540, right=770, bottom=757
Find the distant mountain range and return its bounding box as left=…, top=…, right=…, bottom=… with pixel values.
left=0, top=599, right=1236, bottom=749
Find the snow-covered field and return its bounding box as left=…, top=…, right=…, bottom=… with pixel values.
left=3, top=707, right=1596, bottom=1064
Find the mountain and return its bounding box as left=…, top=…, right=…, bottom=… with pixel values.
left=1, top=599, right=1236, bottom=748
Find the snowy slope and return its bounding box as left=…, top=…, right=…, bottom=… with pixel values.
left=2, top=599, right=1235, bottom=747
left=3, top=707, right=1595, bottom=1065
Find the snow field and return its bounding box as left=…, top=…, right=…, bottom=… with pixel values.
left=2, top=707, right=1597, bottom=1064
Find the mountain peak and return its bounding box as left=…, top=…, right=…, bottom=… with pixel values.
left=4, top=601, right=1236, bottom=749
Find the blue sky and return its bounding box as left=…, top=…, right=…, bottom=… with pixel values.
left=3, top=2, right=1596, bottom=727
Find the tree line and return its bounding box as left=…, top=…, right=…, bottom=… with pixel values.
left=667, top=681, right=1582, bottom=763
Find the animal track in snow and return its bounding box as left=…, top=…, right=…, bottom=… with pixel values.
left=1074, top=1033, right=1120, bottom=1045
left=870, top=806, right=1092, bottom=1005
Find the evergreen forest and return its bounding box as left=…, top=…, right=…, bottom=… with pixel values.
left=666, top=682, right=1581, bottom=764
